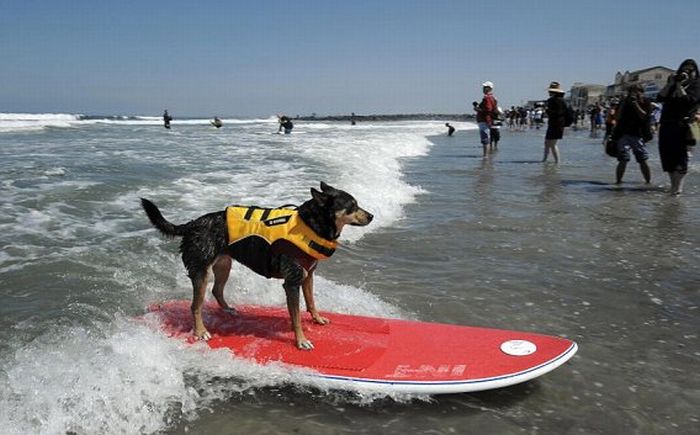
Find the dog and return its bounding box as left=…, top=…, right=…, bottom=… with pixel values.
left=141, top=182, right=373, bottom=350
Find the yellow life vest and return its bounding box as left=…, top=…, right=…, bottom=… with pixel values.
left=225, top=205, right=337, bottom=260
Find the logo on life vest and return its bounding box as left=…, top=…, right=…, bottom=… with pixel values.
left=391, top=364, right=467, bottom=378
left=263, top=215, right=292, bottom=226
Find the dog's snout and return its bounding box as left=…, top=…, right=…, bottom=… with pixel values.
left=366, top=212, right=374, bottom=222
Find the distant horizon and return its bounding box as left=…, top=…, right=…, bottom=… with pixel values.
left=0, top=110, right=478, bottom=118
left=1, top=1, right=696, bottom=116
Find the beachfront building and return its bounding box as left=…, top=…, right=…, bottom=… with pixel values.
left=525, top=99, right=546, bottom=108
left=569, top=83, right=606, bottom=113
left=606, top=66, right=674, bottom=99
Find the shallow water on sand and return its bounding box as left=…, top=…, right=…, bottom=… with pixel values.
left=0, top=121, right=698, bottom=434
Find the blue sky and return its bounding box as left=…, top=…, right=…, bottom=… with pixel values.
left=1, top=0, right=698, bottom=116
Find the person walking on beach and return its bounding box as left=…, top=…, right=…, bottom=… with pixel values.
left=656, top=58, right=700, bottom=195
left=446, top=122, right=456, bottom=136
left=475, top=81, right=497, bottom=157
left=533, top=104, right=545, bottom=130
left=163, top=110, right=172, bottom=129
left=603, top=99, right=619, bottom=146
left=489, top=107, right=503, bottom=151
left=542, top=81, right=566, bottom=163
left=612, top=84, right=652, bottom=184
left=589, top=104, right=601, bottom=137
left=650, top=103, right=662, bottom=133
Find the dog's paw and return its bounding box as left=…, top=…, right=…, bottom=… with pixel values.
left=297, top=339, right=315, bottom=350
left=195, top=330, right=212, bottom=341
left=312, top=315, right=330, bottom=325
left=222, top=307, right=238, bottom=316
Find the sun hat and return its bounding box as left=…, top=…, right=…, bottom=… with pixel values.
left=547, top=81, right=565, bottom=94
left=482, top=81, right=494, bottom=88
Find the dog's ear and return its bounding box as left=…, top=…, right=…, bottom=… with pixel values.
left=311, top=188, right=329, bottom=205
left=320, top=181, right=337, bottom=194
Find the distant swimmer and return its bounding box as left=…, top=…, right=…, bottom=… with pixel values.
left=163, top=110, right=172, bottom=129
left=277, top=115, right=294, bottom=134
left=351, top=112, right=357, bottom=126
left=211, top=117, right=223, bottom=128
left=445, top=122, right=456, bottom=136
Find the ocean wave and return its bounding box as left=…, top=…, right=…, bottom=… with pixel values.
left=0, top=112, right=83, bottom=121
left=0, top=113, right=281, bottom=132
left=0, top=119, right=443, bottom=433
left=0, top=112, right=83, bottom=132
left=0, top=113, right=469, bottom=133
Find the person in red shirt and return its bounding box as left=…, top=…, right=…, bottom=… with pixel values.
left=475, top=81, right=497, bottom=157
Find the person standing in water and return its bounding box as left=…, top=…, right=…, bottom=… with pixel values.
left=277, top=115, right=294, bottom=134
left=475, top=81, right=497, bottom=157
left=542, top=82, right=566, bottom=163
left=489, top=107, right=503, bottom=151
left=656, top=58, right=700, bottom=195
left=163, top=110, right=172, bottom=129
left=612, top=84, right=652, bottom=184
left=445, top=122, right=456, bottom=136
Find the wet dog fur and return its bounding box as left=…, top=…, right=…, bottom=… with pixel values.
left=141, top=182, right=373, bottom=350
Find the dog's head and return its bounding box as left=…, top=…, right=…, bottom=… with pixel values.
left=310, top=182, right=373, bottom=234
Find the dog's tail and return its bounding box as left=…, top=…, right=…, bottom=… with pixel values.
left=141, top=198, right=187, bottom=238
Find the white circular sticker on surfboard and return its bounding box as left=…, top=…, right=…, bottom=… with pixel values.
left=500, top=340, right=537, bottom=356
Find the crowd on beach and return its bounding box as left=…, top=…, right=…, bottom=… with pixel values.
left=467, top=58, right=700, bottom=196
left=155, top=59, right=698, bottom=197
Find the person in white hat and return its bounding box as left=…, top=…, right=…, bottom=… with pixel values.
left=542, top=81, right=566, bottom=163
left=475, top=81, right=498, bottom=157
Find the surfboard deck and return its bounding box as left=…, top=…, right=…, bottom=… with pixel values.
left=148, top=300, right=577, bottom=395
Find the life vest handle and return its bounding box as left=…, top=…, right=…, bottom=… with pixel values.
left=234, top=204, right=298, bottom=221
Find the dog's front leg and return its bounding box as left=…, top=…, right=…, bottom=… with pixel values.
left=279, top=254, right=313, bottom=350
left=302, top=272, right=329, bottom=325
left=190, top=273, right=211, bottom=340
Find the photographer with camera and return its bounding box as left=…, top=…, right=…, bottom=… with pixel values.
left=612, top=84, right=652, bottom=184
left=657, top=58, right=700, bottom=195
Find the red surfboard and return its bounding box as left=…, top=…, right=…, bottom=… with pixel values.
left=148, top=300, right=577, bottom=394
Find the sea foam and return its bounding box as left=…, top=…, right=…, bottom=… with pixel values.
left=0, top=119, right=470, bottom=433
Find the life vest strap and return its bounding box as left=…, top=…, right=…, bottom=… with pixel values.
left=243, top=206, right=258, bottom=220
left=308, top=240, right=335, bottom=257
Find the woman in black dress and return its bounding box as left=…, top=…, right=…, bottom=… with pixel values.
left=543, top=81, right=566, bottom=163
left=657, top=59, right=700, bottom=195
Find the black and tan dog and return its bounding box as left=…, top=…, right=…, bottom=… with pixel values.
left=141, top=182, right=373, bottom=350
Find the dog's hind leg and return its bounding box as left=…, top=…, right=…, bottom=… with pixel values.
left=279, top=254, right=313, bottom=350
left=212, top=255, right=236, bottom=315
left=190, top=272, right=211, bottom=340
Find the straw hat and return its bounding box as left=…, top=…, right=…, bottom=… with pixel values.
left=548, top=81, right=565, bottom=94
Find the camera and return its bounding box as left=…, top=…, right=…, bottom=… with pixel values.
left=676, top=72, right=689, bottom=82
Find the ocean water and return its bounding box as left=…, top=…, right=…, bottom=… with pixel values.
left=0, top=114, right=698, bottom=434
